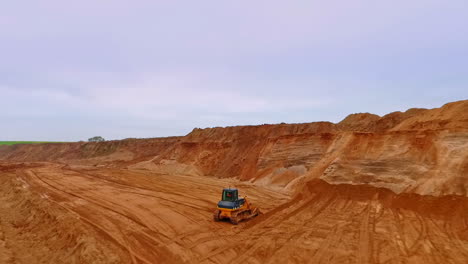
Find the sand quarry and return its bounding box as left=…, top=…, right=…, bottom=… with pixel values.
left=0, top=100, right=467, bottom=264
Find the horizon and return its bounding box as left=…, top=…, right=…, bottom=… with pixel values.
left=2, top=99, right=466, bottom=142
left=1, top=1, right=467, bottom=141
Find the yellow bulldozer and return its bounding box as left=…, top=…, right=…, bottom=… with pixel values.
left=213, top=188, right=260, bottom=225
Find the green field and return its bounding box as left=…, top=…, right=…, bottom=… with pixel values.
left=0, top=141, right=58, bottom=146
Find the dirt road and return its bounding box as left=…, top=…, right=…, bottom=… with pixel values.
left=1, top=162, right=467, bottom=263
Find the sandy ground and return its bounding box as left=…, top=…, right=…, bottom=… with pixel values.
left=1, top=162, right=467, bottom=263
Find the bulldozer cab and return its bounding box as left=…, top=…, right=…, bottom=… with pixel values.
left=222, top=188, right=238, bottom=202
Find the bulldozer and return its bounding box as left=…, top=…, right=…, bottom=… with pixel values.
left=213, top=188, right=260, bottom=225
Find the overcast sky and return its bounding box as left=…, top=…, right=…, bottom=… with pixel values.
left=1, top=1, right=467, bottom=141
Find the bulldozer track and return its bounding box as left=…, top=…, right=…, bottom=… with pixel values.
left=1, top=163, right=467, bottom=263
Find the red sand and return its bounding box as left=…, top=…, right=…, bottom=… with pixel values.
left=0, top=100, right=467, bottom=263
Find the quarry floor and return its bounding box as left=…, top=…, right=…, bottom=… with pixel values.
left=1, top=162, right=467, bottom=264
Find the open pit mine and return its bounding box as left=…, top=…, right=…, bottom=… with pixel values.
left=0, top=100, right=467, bottom=264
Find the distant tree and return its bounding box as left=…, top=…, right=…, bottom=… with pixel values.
left=88, top=136, right=105, bottom=142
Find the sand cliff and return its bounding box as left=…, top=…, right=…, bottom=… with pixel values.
left=1, top=100, right=467, bottom=263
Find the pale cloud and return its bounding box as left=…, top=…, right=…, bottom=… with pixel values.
left=0, top=0, right=467, bottom=140
left=80, top=71, right=333, bottom=115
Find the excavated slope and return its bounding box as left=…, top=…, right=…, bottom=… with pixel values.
left=0, top=100, right=467, bottom=263
left=2, top=100, right=466, bottom=196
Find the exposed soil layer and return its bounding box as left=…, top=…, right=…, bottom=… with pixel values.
left=0, top=100, right=467, bottom=263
